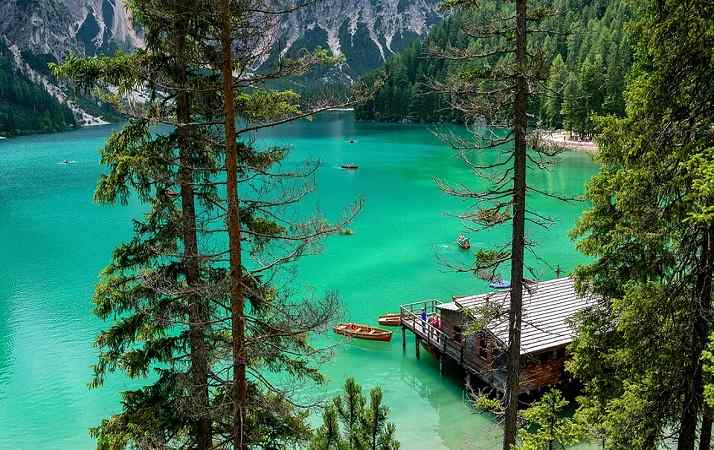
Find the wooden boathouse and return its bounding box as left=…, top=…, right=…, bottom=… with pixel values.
left=399, top=277, right=592, bottom=393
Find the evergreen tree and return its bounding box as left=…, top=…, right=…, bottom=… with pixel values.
left=516, top=390, right=583, bottom=450
left=561, top=74, right=580, bottom=137
left=568, top=0, right=714, bottom=448
left=355, top=0, right=632, bottom=137
left=53, top=0, right=368, bottom=448
left=542, top=55, right=568, bottom=128
left=309, top=378, right=400, bottom=450
left=431, top=0, right=569, bottom=447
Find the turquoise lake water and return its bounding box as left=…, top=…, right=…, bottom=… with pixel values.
left=0, top=113, right=599, bottom=449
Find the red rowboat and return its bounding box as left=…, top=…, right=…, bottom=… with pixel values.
left=377, top=313, right=401, bottom=327
left=334, top=323, right=392, bottom=341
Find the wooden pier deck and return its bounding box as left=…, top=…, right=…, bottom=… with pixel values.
left=400, top=278, right=593, bottom=393
left=399, top=300, right=502, bottom=388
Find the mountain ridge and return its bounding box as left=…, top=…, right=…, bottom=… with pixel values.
left=0, top=0, right=442, bottom=135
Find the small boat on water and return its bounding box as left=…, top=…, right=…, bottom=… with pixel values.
left=334, top=323, right=392, bottom=341
left=377, top=313, right=401, bottom=327
left=457, top=234, right=471, bottom=250
left=341, top=164, right=359, bottom=170
left=489, top=279, right=511, bottom=290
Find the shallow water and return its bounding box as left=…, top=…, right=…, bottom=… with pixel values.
left=0, top=113, right=598, bottom=449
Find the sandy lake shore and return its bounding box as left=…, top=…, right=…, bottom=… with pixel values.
left=540, top=130, right=598, bottom=153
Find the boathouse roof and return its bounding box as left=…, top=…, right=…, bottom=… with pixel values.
left=437, top=277, right=593, bottom=355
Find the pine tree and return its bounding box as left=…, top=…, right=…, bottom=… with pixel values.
left=516, top=390, right=583, bottom=450
left=309, top=378, right=400, bottom=450
left=210, top=1, right=369, bottom=447
left=561, top=74, right=580, bottom=137
left=568, top=1, right=714, bottom=448
left=542, top=55, right=568, bottom=128
left=52, top=0, right=369, bottom=448
left=430, top=0, right=569, bottom=447
left=52, top=0, right=220, bottom=447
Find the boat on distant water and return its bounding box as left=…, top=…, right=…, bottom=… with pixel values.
left=489, top=279, right=511, bottom=289
left=58, top=160, right=76, bottom=165
left=457, top=234, right=471, bottom=249
left=334, top=323, right=392, bottom=341
left=377, top=313, right=400, bottom=327
left=341, top=164, right=359, bottom=170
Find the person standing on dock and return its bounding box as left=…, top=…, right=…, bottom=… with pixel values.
left=420, top=307, right=428, bottom=331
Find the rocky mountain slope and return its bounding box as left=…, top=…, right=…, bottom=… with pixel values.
left=0, top=0, right=141, bottom=60
left=279, top=0, right=441, bottom=77
left=0, top=0, right=441, bottom=133
left=1, top=0, right=440, bottom=74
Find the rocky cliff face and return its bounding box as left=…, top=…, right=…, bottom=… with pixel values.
left=1, top=0, right=439, bottom=72
left=0, top=0, right=141, bottom=60
left=0, top=0, right=141, bottom=127
left=279, top=0, right=441, bottom=76
left=0, top=0, right=440, bottom=128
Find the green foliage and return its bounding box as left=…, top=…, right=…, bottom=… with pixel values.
left=310, top=378, right=400, bottom=450
left=235, top=90, right=301, bottom=123
left=472, top=391, right=505, bottom=416
left=50, top=51, right=141, bottom=97
left=356, top=0, right=631, bottom=136
left=474, top=249, right=511, bottom=275
left=704, top=334, right=714, bottom=408
left=0, top=44, right=76, bottom=136
left=517, top=390, right=583, bottom=450
left=568, top=0, right=714, bottom=447
left=52, top=0, right=358, bottom=448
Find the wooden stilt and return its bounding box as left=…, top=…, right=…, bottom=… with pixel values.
left=439, top=355, right=443, bottom=374
left=401, top=326, right=406, bottom=351
left=415, top=336, right=420, bottom=359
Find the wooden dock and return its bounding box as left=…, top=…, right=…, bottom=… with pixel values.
left=400, top=278, right=593, bottom=393
left=399, top=300, right=504, bottom=389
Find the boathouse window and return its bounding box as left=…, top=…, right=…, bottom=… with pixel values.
left=478, top=336, right=489, bottom=359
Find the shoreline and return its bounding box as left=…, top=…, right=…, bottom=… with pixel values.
left=539, top=130, right=598, bottom=153
left=0, top=121, right=114, bottom=140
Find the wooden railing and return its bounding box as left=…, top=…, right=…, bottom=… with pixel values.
left=400, top=300, right=504, bottom=390
left=400, top=300, right=449, bottom=351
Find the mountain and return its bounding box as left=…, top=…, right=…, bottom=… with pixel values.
left=278, top=0, right=441, bottom=78
left=0, top=42, right=76, bottom=136
left=0, top=0, right=141, bottom=135
left=1, top=0, right=441, bottom=74
left=0, top=0, right=140, bottom=60
left=0, top=0, right=442, bottom=135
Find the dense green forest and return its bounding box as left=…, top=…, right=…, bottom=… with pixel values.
left=355, top=0, right=631, bottom=138
left=0, top=45, right=76, bottom=136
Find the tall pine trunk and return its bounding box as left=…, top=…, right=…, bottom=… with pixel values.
left=217, top=0, right=248, bottom=448
left=175, top=13, right=212, bottom=450
left=700, top=405, right=713, bottom=450
left=502, top=0, right=528, bottom=448
left=678, top=227, right=714, bottom=450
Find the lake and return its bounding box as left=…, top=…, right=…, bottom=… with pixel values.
left=0, top=112, right=599, bottom=449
